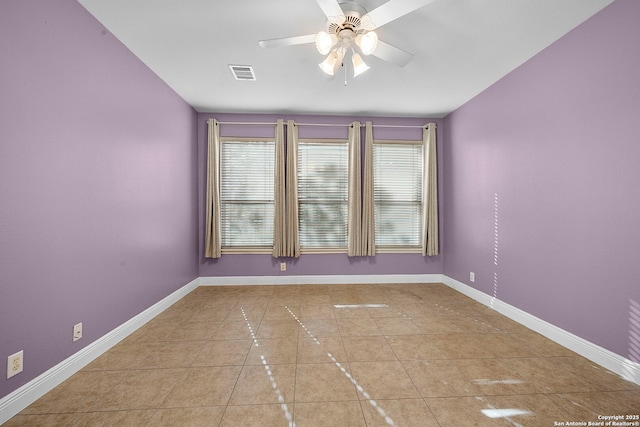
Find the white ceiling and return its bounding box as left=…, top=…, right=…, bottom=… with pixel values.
left=78, top=0, right=613, bottom=118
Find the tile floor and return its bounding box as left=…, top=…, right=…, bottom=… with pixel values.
left=6, top=283, right=640, bottom=426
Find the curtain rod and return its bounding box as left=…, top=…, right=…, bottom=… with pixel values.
left=215, top=121, right=276, bottom=126
left=212, top=120, right=435, bottom=129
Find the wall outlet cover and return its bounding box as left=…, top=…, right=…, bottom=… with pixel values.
left=7, top=350, right=24, bottom=379
left=73, top=323, right=83, bottom=342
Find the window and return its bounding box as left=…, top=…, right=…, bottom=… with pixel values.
left=373, top=141, right=423, bottom=248
left=297, top=139, right=349, bottom=250
left=220, top=139, right=275, bottom=249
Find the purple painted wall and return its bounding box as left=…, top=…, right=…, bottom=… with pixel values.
left=0, top=0, right=198, bottom=398
left=443, top=0, right=640, bottom=360
left=197, top=113, right=444, bottom=277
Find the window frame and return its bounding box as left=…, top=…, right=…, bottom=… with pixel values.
left=372, top=138, right=425, bottom=254
left=219, top=136, right=275, bottom=254
left=297, top=137, right=350, bottom=254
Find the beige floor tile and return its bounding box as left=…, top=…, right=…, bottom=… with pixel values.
left=295, top=363, right=359, bottom=402
left=246, top=338, right=298, bottom=365
left=478, top=333, right=541, bottom=358
left=387, top=289, right=426, bottom=304
left=398, top=302, right=455, bottom=318
left=164, top=321, right=221, bottom=341
left=264, top=302, right=299, bottom=319
left=299, top=303, right=336, bottom=319
left=125, top=322, right=178, bottom=342
left=220, top=404, right=294, bottom=427
left=549, top=390, right=640, bottom=418
left=385, top=335, right=447, bottom=360
left=257, top=319, right=299, bottom=339
left=478, top=394, right=573, bottom=426
left=349, top=361, right=420, bottom=399
left=361, top=398, right=440, bottom=427
left=76, top=409, right=156, bottom=426
left=453, top=358, right=540, bottom=395
left=333, top=305, right=373, bottom=318
left=402, top=359, right=481, bottom=397
left=22, top=370, right=129, bottom=414
left=294, top=401, right=366, bottom=427
left=137, top=340, right=208, bottom=369
left=565, top=355, right=640, bottom=391
left=299, top=294, right=332, bottom=305
left=82, top=340, right=155, bottom=371
left=366, top=303, right=406, bottom=318
left=147, top=406, right=225, bottom=426
left=374, top=317, right=422, bottom=335
left=297, top=337, right=348, bottom=364
left=502, top=357, right=598, bottom=393
left=343, top=336, right=398, bottom=362
left=188, top=305, right=233, bottom=322
left=229, top=364, right=296, bottom=405
left=211, top=319, right=256, bottom=340
left=336, top=318, right=383, bottom=336
left=473, top=313, right=533, bottom=333
left=162, top=366, right=241, bottom=407
left=413, top=316, right=495, bottom=334
left=272, top=285, right=301, bottom=295
left=426, top=394, right=566, bottom=427
left=427, top=333, right=496, bottom=359
left=510, top=331, right=578, bottom=357
left=93, top=368, right=187, bottom=411
left=296, top=318, right=341, bottom=337
left=192, top=339, right=252, bottom=366
left=3, top=413, right=85, bottom=427
left=330, top=291, right=364, bottom=305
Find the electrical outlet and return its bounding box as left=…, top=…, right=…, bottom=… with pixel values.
left=470, top=272, right=475, bottom=283
left=73, top=322, right=83, bottom=342
left=280, top=262, right=286, bottom=271
left=7, top=350, right=23, bottom=379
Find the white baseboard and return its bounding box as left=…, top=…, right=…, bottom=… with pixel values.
left=441, top=275, right=640, bottom=386
left=199, top=273, right=445, bottom=286
left=0, top=278, right=200, bottom=425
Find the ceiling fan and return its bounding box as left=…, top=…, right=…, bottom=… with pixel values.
left=258, top=0, right=435, bottom=78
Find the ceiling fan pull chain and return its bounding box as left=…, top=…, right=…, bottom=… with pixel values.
left=344, top=61, right=348, bottom=86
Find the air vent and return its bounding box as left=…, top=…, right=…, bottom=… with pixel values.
left=229, top=65, right=256, bottom=81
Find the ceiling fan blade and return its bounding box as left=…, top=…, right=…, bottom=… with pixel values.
left=315, top=0, right=345, bottom=23
left=258, top=34, right=317, bottom=49
left=372, top=40, right=414, bottom=67
left=363, top=0, right=436, bottom=29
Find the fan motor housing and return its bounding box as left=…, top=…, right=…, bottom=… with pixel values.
left=326, top=1, right=368, bottom=35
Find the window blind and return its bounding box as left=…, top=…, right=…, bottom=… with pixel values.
left=373, top=143, right=423, bottom=247
left=220, top=140, right=275, bottom=247
left=297, top=141, right=348, bottom=248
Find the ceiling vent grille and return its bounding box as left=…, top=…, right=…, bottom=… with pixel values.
left=229, top=65, right=256, bottom=81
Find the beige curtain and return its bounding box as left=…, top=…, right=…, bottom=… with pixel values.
left=272, top=120, right=286, bottom=257
left=347, top=122, right=362, bottom=256
left=361, top=121, right=376, bottom=256
left=205, top=119, right=221, bottom=258
left=284, top=120, right=300, bottom=257
left=422, top=123, right=439, bottom=256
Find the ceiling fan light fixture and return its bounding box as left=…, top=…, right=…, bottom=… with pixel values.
left=315, top=31, right=335, bottom=55
left=352, top=52, right=370, bottom=77
left=355, top=31, right=378, bottom=55
left=319, top=51, right=339, bottom=75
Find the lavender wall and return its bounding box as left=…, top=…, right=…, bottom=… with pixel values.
left=443, top=0, right=640, bottom=360
left=197, top=113, right=444, bottom=277
left=0, top=0, right=198, bottom=398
